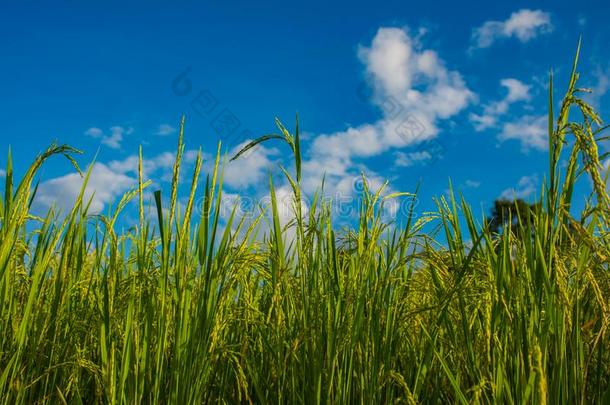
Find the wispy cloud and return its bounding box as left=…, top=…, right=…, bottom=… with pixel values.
left=394, top=150, right=433, bottom=167
left=465, top=179, right=481, bottom=188
left=84, top=127, right=103, bottom=138
left=471, top=9, right=552, bottom=50
left=0, top=169, right=5, bottom=178
left=155, top=124, right=177, bottom=136
left=584, top=64, right=610, bottom=109
left=85, top=126, right=132, bottom=149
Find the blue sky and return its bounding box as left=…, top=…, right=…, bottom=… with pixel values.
left=1, top=1, right=609, bottom=226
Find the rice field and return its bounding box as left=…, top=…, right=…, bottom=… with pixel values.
left=0, top=48, right=609, bottom=404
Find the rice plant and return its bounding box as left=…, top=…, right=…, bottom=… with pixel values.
left=0, top=47, right=608, bottom=404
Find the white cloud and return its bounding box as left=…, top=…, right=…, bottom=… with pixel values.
left=215, top=28, right=471, bottom=223
left=85, top=126, right=132, bottom=149
left=156, top=124, right=177, bottom=136
left=103, top=127, right=128, bottom=149
left=302, top=27, right=474, bottom=198
left=498, top=115, right=548, bottom=151
left=0, top=169, right=5, bottom=178
left=500, top=174, right=538, bottom=200
left=112, top=151, right=173, bottom=173
left=470, top=78, right=531, bottom=131
left=108, top=149, right=206, bottom=184
left=502, top=78, right=531, bottom=102
left=471, top=9, right=552, bottom=50
left=358, top=28, right=475, bottom=122
left=34, top=163, right=136, bottom=214
left=223, top=140, right=279, bottom=189
left=32, top=149, right=203, bottom=215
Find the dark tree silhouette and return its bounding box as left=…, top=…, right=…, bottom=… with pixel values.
left=486, top=198, right=539, bottom=235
